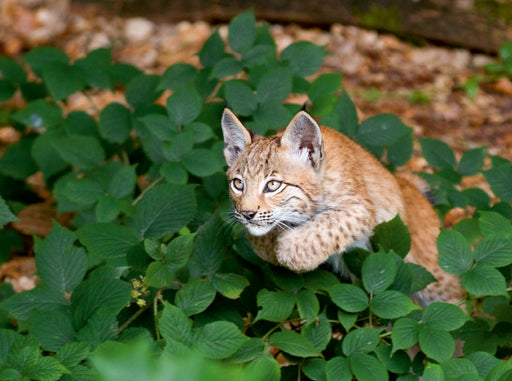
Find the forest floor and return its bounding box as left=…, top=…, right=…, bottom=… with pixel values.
left=1, top=3, right=511, bottom=289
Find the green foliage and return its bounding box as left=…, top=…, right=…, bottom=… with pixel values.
left=0, top=9, right=511, bottom=381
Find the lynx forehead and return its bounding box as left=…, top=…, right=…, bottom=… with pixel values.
left=221, top=108, right=464, bottom=306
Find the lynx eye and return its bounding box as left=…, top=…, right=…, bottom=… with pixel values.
left=231, top=178, right=245, bottom=192
left=264, top=180, right=282, bottom=193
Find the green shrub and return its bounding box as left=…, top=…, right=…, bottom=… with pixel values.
left=0, top=9, right=511, bottom=381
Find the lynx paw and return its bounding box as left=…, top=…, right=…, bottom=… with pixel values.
left=276, top=231, right=325, bottom=273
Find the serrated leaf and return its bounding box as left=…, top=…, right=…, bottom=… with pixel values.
left=252, top=102, right=293, bottom=131
left=166, top=87, right=202, bottom=126
left=362, top=252, right=397, bottom=294
left=338, top=311, right=357, bottom=332
left=31, top=131, right=69, bottom=180
left=358, top=114, right=409, bottom=147
left=303, top=313, right=332, bottom=352
left=160, top=161, right=188, bottom=184
left=55, top=342, right=90, bottom=368
left=28, top=309, right=75, bottom=352
left=182, top=148, right=222, bottom=177
left=406, top=263, right=437, bottom=293
left=133, top=183, right=196, bottom=239
left=256, top=67, right=293, bottom=104
left=437, top=229, right=473, bottom=275
left=229, top=338, right=265, bottom=363
left=467, top=351, right=503, bottom=378
left=2, top=288, right=68, bottom=321
left=342, top=327, right=381, bottom=356
left=159, top=63, right=198, bottom=90
left=106, top=165, right=137, bottom=200
left=76, top=312, right=118, bottom=346
left=423, top=363, right=445, bottom=381
left=296, top=289, right=320, bottom=324
left=247, top=353, right=280, bottom=381
left=62, top=177, right=104, bottom=205
left=24, top=46, right=69, bottom=77
left=370, top=290, right=419, bottom=319
left=0, top=136, right=38, bottom=180
left=52, top=135, right=105, bottom=170
left=159, top=302, right=193, bottom=344
left=191, top=213, right=227, bottom=276
left=303, top=269, right=340, bottom=291
left=326, top=357, right=352, bottom=381
left=99, top=102, right=132, bottom=143
left=349, top=352, right=388, bottom=381
left=335, top=90, right=358, bottom=138
left=281, top=41, right=325, bottom=77
left=125, top=73, right=160, bottom=108
left=35, top=222, right=87, bottom=294
left=422, top=302, right=470, bottom=331
left=478, top=211, right=512, bottom=236
left=441, top=358, right=479, bottom=380
left=175, top=278, right=216, bottom=316
left=391, top=318, right=419, bottom=354
left=461, top=263, right=507, bottom=297
left=211, top=56, right=243, bottom=78
left=269, top=329, right=319, bottom=357
left=308, top=73, right=343, bottom=101
left=76, top=223, right=140, bottom=261
left=228, top=9, right=257, bottom=54
left=388, top=128, right=413, bottom=166
left=11, top=99, right=63, bottom=128
left=198, top=29, right=225, bottom=68
left=0, top=57, right=27, bottom=84
left=374, top=345, right=411, bottom=374
left=328, top=283, right=369, bottom=312
left=420, top=138, right=457, bottom=170
left=372, top=215, right=411, bottom=258
left=255, top=289, right=296, bottom=322
left=484, top=165, right=512, bottom=202
left=145, top=261, right=175, bottom=288
left=458, top=147, right=486, bottom=176
left=0, top=196, right=18, bottom=228
left=418, top=324, right=455, bottom=363
left=162, top=131, right=194, bottom=161
left=165, top=234, right=194, bottom=269
left=42, top=62, right=85, bottom=100
left=211, top=273, right=250, bottom=299
left=473, top=234, right=512, bottom=267
left=183, top=122, right=214, bottom=143
left=74, top=47, right=113, bottom=89
left=224, top=80, right=257, bottom=116
left=192, top=321, right=247, bottom=359
left=64, top=110, right=100, bottom=137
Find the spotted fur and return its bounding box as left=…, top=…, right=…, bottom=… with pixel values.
left=221, top=108, right=464, bottom=305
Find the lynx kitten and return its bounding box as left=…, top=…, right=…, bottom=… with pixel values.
left=221, top=108, right=464, bottom=305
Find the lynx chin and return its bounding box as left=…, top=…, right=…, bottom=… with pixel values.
left=221, top=108, right=464, bottom=306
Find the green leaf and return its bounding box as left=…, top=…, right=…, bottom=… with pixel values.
left=11, top=99, right=63, bottom=128
left=0, top=136, right=38, bottom=180
left=362, top=252, right=397, bottom=294
left=281, top=41, right=325, bottom=77
left=247, top=353, right=280, bottom=381
left=125, top=73, right=160, bottom=108
left=391, top=318, right=419, bottom=354
left=370, top=290, right=419, bottom=319
left=211, top=273, right=250, bottom=299
left=138, top=113, right=176, bottom=141
left=473, top=234, right=512, bottom=267
left=387, top=128, right=413, bottom=166
left=461, top=263, right=507, bottom=297
left=211, top=56, right=243, bottom=79
left=349, top=352, right=388, bottom=381
left=56, top=342, right=90, bottom=368
left=24, top=46, right=69, bottom=77
left=159, top=63, right=198, bottom=90
left=160, top=161, right=188, bottom=184
left=478, top=211, right=512, bottom=236
left=32, top=131, right=69, bottom=180
left=374, top=345, right=411, bottom=374
left=342, top=327, right=381, bottom=356
left=0, top=196, right=18, bottom=228
left=296, top=289, right=320, bottom=324
left=458, top=147, right=485, bottom=176
left=109, top=62, right=143, bottom=85
left=269, top=329, right=319, bottom=357
left=166, top=87, right=202, bottom=126
left=52, top=135, right=105, bottom=170
left=441, top=358, right=480, bottom=380
left=182, top=148, right=222, bottom=177
left=422, top=302, right=470, bottom=331
left=303, top=269, right=340, bottom=291
left=308, top=73, right=343, bottom=101
left=303, top=313, right=332, bottom=352
left=406, top=263, right=437, bottom=293
left=133, top=183, right=196, bottom=239
left=467, top=351, right=503, bottom=378
left=192, top=321, right=247, bottom=359
left=229, top=338, right=266, bottom=363
left=302, top=358, right=327, bottom=381
left=252, top=103, right=293, bottom=131
left=420, top=138, right=457, bottom=170
left=107, top=165, right=137, bottom=199
left=99, top=102, right=132, bottom=143
left=254, top=289, right=296, bottom=322
left=62, top=177, right=104, bottom=205
left=28, top=309, right=75, bottom=352
left=145, top=261, right=175, bottom=288
left=358, top=114, right=409, bottom=147
left=184, top=122, right=214, bottom=143
left=328, top=283, right=369, bottom=312
left=484, top=164, right=512, bottom=202
left=423, top=363, right=445, bottom=381
left=76, top=223, right=140, bottom=261
left=334, top=90, right=359, bottom=138
left=228, top=9, right=257, bottom=54
left=0, top=57, right=27, bottom=84
left=224, top=80, right=258, bottom=116
left=191, top=213, right=227, bottom=276
left=256, top=67, right=293, bottom=104
left=199, top=29, right=225, bottom=68
left=326, top=357, right=352, bottom=381
left=437, top=229, right=473, bottom=275
left=418, top=324, right=455, bottom=363
left=76, top=312, right=118, bottom=346
left=42, top=62, right=85, bottom=100
left=164, top=234, right=195, bottom=270
left=338, top=311, right=357, bottom=332
left=162, top=131, right=194, bottom=161
left=0, top=79, right=16, bottom=101
left=159, top=302, right=193, bottom=344
left=74, top=47, right=113, bottom=89
left=175, top=278, right=216, bottom=316
left=35, top=222, right=87, bottom=293
left=64, top=110, right=100, bottom=137
left=2, top=288, right=68, bottom=321
left=372, top=215, right=411, bottom=258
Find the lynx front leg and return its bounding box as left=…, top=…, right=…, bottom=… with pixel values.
left=276, top=204, right=375, bottom=272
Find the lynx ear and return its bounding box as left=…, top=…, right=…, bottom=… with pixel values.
left=281, top=111, right=324, bottom=169
left=221, top=108, right=253, bottom=167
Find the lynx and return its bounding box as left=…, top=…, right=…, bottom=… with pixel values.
left=221, top=108, right=464, bottom=305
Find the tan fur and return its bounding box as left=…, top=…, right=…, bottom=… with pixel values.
left=221, top=109, right=465, bottom=305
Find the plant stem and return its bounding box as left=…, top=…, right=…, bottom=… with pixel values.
left=132, top=176, right=164, bottom=206
left=119, top=304, right=149, bottom=333
left=154, top=288, right=164, bottom=341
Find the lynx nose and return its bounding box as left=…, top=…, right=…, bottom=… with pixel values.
left=240, top=210, right=257, bottom=220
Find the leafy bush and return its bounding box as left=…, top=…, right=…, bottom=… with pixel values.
left=0, top=9, right=512, bottom=381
